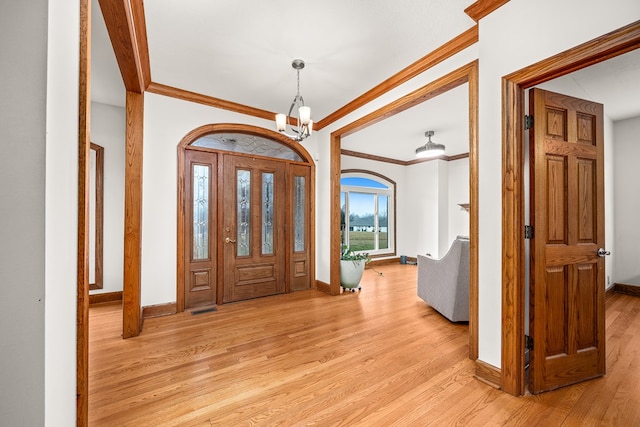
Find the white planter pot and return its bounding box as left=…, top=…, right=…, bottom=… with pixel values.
left=340, top=259, right=366, bottom=290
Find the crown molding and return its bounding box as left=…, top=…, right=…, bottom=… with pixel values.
left=464, top=0, right=510, bottom=23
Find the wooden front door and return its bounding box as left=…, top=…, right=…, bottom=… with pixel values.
left=222, top=155, right=286, bottom=303
left=529, top=88, right=607, bottom=394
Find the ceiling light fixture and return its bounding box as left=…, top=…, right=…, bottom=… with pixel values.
left=275, top=59, right=313, bottom=142
left=415, top=130, right=445, bottom=158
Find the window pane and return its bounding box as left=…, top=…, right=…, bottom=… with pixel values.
left=262, top=173, right=274, bottom=255
left=348, top=192, right=375, bottom=251
left=378, top=195, right=389, bottom=250
left=237, top=170, right=250, bottom=256
left=294, top=176, right=305, bottom=252
left=193, top=164, right=209, bottom=260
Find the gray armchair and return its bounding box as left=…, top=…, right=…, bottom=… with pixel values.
left=417, top=236, right=470, bottom=322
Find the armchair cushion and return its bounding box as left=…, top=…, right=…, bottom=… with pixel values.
left=417, top=237, right=470, bottom=322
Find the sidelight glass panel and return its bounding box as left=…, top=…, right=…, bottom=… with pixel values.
left=237, top=170, right=250, bottom=256
left=193, top=164, right=209, bottom=260
left=294, top=176, right=305, bottom=252
left=262, top=173, right=274, bottom=255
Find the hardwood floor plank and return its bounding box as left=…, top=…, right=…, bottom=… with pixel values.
left=88, top=265, right=640, bottom=425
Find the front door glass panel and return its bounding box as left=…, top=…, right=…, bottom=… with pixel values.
left=262, top=172, right=274, bottom=255
left=192, top=164, right=210, bottom=260
left=294, top=176, right=306, bottom=252
left=237, top=169, right=251, bottom=257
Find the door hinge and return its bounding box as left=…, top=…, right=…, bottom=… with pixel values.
left=524, top=115, right=534, bottom=130
left=524, top=225, right=534, bottom=239
left=525, top=335, right=534, bottom=350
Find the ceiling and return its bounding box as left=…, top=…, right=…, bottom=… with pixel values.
left=91, top=1, right=640, bottom=162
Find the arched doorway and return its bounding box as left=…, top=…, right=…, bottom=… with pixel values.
left=176, top=124, right=315, bottom=311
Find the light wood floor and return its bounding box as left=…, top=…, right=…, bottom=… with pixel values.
left=89, top=264, right=640, bottom=426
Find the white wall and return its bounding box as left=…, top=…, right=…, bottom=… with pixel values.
left=1, top=0, right=78, bottom=425
left=614, top=116, right=640, bottom=285
left=90, top=102, right=126, bottom=294
left=477, top=0, right=640, bottom=367
left=447, top=158, right=470, bottom=244
left=0, top=2, right=48, bottom=424
left=45, top=0, right=80, bottom=424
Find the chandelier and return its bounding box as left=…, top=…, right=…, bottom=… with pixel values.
left=275, top=59, right=313, bottom=142
left=415, top=130, right=445, bottom=158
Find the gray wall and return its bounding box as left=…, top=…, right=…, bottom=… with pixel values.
left=614, top=116, right=640, bottom=285
left=0, top=1, right=48, bottom=425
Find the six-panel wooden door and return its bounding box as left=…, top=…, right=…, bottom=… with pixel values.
left=529, top=88, right=606, bottom=393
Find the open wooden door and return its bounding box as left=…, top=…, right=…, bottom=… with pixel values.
left=528, top=88, right=607, bottom=393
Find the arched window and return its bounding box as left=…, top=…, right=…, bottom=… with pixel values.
left=340, top=171, right=395, bottom=257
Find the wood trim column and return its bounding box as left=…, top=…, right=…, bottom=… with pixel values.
left=467, top=61, right=480, bottom=361
left=501, top=76, right=525, bottom=396
left=329, top=134, right=342, bottom=295
left=123, top=90, right=144, bottom=338
left=77, top=0, right=90, bottom=424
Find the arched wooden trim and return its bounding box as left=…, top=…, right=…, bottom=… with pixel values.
left=177, top=123, right=314, bottom=164
left=176, top=123, right=315, bottom=312
left=501, top=20, right=640, bottom=397
left=331, top=61, right=479, bottom=360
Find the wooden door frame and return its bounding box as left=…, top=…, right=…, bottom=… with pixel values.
left=176, top=123, right=315, bottom=312
left=330, top=61, right=480, bottom=360
left=501, top=21, right=640, bottom=396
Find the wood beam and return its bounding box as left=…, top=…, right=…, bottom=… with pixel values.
left=122, top=90, right=144, bottom=338
left=464, top=0, right=510, bottom=22
left=315, top=26, right=478, bottom=131
left=98, top=0, right=151, bottom=93
left=77, top=0, right=91, bottom=424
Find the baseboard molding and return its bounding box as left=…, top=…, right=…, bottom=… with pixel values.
left=369, top=257, right=400, bottom=266
left=89, top=291, right=123, bottom=305
left=142, top=302, right=177, bottom=319
left=316, top=280, right=330, bottom=294
left=615, top=283, right=640, bottom=297
left=474, top=359, right=501, bottom=389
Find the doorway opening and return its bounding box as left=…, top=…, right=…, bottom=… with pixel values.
left=330, top=61, right=479, bottom=360
left=501, top=21, right=640, bottom=396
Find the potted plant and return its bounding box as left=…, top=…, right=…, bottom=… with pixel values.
left=340, top=245, right=370, bottom=292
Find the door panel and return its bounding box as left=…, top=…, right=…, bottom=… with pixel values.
left=184, top=150, right=217, bottom=309
left=223, top=155, right=285, bottom=303
left=289, top=164, right=312, bottom=291
left=529, top=88, right=605, bottom=394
